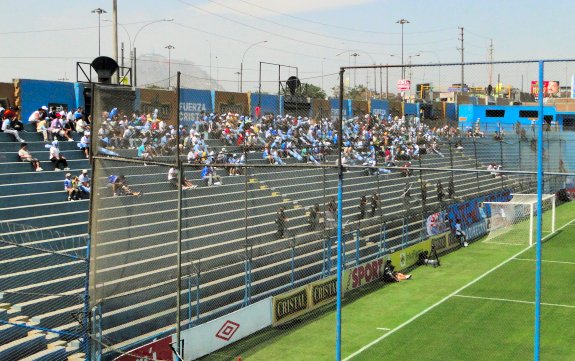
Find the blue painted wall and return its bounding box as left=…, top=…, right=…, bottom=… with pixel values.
left=329, top=98, right=349, bottom=120
left=20, top=79, right=78, bottom=122
left=370, top=99, right=389, bottom=117
left=445, top=103, right=457, bottom=122
left=404, top=102, right=419, bottom=116
left=250, top=93, right=281, bottom=116
left=458, top=104, right=560, bottom=131
left=179, top=88, right=213, bottom=127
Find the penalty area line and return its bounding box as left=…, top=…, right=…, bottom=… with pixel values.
left=453, top=294, right=575, bottom=309
left=343, top=217, right=575, bottom=361
left=513, top=258, right=575, bottom=266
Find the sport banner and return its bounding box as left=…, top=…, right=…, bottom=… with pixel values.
left=343, top=258, right=385, bottom=293
left=309, top=276, right=337, bottom=308
left=272, top=285, right=310, bottom=326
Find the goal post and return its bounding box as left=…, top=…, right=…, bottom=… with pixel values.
left=483, top=194, right=556, bottom=246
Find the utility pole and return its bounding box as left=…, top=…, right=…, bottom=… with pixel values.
left=458, top=27, right=465, bottom=92
left=488, top=39, right=494, bottom=86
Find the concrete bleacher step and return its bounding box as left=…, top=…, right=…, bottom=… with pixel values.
left=19, top=345, right=67, bottom=361
left=0, top=332, right=47, bottom=360
left=0, top=159, right=90, bottom=173
left=0, top=141, right=80, bottom=152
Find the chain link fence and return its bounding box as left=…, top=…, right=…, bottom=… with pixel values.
left=86, top=61, right=575, bottom=360
left=0, top=222, right=89, bottom=360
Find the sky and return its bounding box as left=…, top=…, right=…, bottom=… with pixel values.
left=1, top=0, right=574, bottom=93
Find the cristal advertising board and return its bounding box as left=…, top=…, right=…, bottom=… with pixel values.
left=309, top=276, right=338, bottom=308
left=272, top=285, right=310, bottom=326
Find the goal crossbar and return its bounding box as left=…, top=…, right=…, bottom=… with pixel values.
left=483, top=193, right=556, bottom=246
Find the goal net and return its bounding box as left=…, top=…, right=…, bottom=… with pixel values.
left=483, top=194, right=556, bottom=246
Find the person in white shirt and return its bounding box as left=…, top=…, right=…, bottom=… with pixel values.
left=1, top=115, right=24, bottom=142
left=455, top=219, right=468, bottom=247
left=18, top=143, right=43, bottom=171
left=28, top=107, right=44, bottom=128
left=78, top=169, right=91, bottom=194
left=168, top=166, right=196, bottom=189
left=49, top=140, right=69, bottom=171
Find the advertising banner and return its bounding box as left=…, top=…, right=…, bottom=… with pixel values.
left=329, top=98, right=348, bottom=120
left=179, top=88, right=212, bottom=126
left=389, top=239, right=432, bottom=270
left=531, top=80, right=560, bottom=99
left=214, top=91, right=249, bottom=115
left=181, top=297, right=272, bottom=360
left=426, top=211, right=450, bottom=236
left=309, top=276, right=337, bottom=308
left=397, top=79, right=411, bottom=91
left=311, top=99, right=331, bottom=120
left=370, top=99, right=389, bottom=117
left=343, top=258, right=385, bottom=293
left=138, top=88, right=177, bottom=125
left=114, top=336, right=174, bottom=361
left=351, top=100, right=369, bottom=118
left=429, top=232, right=457, bottom=254
left=272, top=285, right=310, bottom=326
left=447, top=189, right=510, bottom=231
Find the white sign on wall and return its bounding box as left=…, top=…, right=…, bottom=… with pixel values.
left=181, top=297, right=273, bottom=360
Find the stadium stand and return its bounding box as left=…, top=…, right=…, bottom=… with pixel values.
left=0, top=119, right=528, bottom=359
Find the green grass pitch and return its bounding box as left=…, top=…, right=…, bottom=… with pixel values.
left=201, top=201, right=575, bottom=361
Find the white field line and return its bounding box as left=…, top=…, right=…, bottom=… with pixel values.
left=376, top=328, right=390, bottom=331
left=453, top=294, right=575, bottom=309
left=343, top=217, right=575, bottom=361
left=514, top=258, right=575, bottom=266
left=483, top=241, right=525, bottom=246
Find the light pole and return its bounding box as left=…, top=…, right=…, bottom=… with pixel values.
left=165, top=45, right=175, bottom=89
left=240, top=40, right=267, bottom=93
left=132, top=18, right=174, bottom=86
left=208, top=41, right=213, bottom=90
left=91, top=8, right=107, bottom=56
left=235, top=72, right=241, bottom=92
left=215, top=56, right=219, bottom=90
left=396, top=18, right=410, bottom=79
left=351, top=53, right=359, bottom=87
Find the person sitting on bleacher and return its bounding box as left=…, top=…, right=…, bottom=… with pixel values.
left=201, top=164, right=223, bottom=186
left=109, top=174, right=142, bottom=196
left=18, top=143, right=43, bottom=171
left=78, top=169, right=91, bottom=196
left=37, top=117, right=50, bottom=142
left=49, top=140, right=70, bottom=171
left=64, top=173, right=79, bottom=201
left=1, top=112, right=25, bottom=142
left=49, top=115, right=74, bottom=142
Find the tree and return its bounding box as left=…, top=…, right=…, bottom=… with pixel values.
left=301, top=83, right=327, bottom=99
left=331, top=84, right=370, bottom=101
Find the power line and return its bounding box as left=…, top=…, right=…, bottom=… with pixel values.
left=175, top=0, right=380, bottom=54
left=235, top=0, right=453, bottom=36
left=204, top=0, right=398, bottom=47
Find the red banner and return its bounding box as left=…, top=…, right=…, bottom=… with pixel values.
left=114, top=336, right=173, bottom=361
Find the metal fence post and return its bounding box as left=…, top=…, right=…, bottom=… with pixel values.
left=82, top=237, right=91, bottom=361
left=534, top=59, right=545, bottom=361
left=473, top=137, right=480, bottom=194
left=175, top=71, right=183, bottom=355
